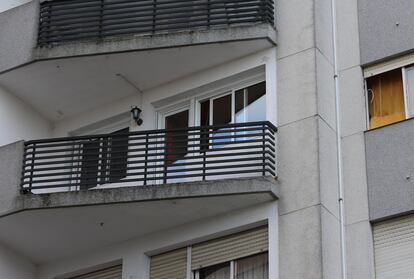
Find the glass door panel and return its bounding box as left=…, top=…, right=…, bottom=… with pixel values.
left=165, top=110, right=189, bottom=167
left=235, top=82, right=266, bottom=123
left=212, top=94, right=232, bottom=146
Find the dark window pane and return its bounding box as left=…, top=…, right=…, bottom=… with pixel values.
left=213, top=94, right=232, bottom=125
left=80, top=140, right=100, bottom=190
left=165, top=110, right=189, bottom=166
left=106, top=128, right=129, bottom=183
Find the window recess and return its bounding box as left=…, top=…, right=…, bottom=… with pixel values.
left=366, top=66, right=414, bottom=129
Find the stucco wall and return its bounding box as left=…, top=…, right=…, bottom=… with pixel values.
left=0, top=243, right=36, bottom=279
left=0, top=86, right=51, bottom=147
left=51, top=48, right=277, bottom=137
left=358, top=0, right=414, bottom=65
left=366, top=118, right=414, bottom=221
left=0, top=0, right=37, bottom=73
left=36, top=201, right=278, bottom=279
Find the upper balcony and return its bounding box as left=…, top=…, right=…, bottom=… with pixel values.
left=38, top=0, right=274, bottom=46
left=0, top=0, right=276, bottom=72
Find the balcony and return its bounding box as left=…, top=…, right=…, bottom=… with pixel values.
left=38, top=0, right=274, bottom=46
left=0, top=121, right=278, bottom=265
left=21, top=121, right=277, bottom=194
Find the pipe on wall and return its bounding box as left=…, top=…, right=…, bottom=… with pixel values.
left=330, top=0, right=348, bottom=278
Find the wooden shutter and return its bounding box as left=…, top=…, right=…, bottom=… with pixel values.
left=150, top=248, right=187, bottom=279
left=373, top=214, right=414, bottom=279
left=70, top=265, right=122, bottom=279
left=191, top=226, right=268, bottom=270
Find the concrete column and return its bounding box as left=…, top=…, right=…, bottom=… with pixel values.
left=0, top=141, right=24, bottom=217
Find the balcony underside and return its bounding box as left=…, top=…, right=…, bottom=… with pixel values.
left=35, top=24, right=276, bottom=60
left=0, top=177, right=278, bottom=264
left=0, top=38, right=274, bottom=121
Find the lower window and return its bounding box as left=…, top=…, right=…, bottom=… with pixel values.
left=196, top=253, right=269, bottom=279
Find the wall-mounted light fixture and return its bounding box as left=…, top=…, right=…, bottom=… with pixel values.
left=131, top=106, right=143, bottom=126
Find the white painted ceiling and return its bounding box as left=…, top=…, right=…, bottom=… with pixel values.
left=0, top=40, right=271, bottom=121
left=0, top=193, right=272, bottom=264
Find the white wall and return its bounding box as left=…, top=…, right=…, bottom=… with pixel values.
left=0, top=86, right=52, bottom=146
left=52, top=48, right=277, bottom=137
left=0, top=0, right=30, bottom=13
left=0, top=243, right=36, bottom=279
left=37, top=201, right=278, bottom=279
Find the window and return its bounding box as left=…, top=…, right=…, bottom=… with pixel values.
left=366, top=66, right=414, bottom=129
left=199, top=81, right=266, bottom=148
left=199, top=262, right=230, bottom=279
left=149, top=226, right=269, bottom=279
left=199, top=81, right=266, bottom=127
left=196, top=253, right=269, bottom=279
left=69, top=264, right=122, bottom=279
left=373, top=214, right=414, bottom=279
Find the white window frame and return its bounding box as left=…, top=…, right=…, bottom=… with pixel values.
left=157, top=104, right=191, bottom=129
left=365, top=65, right=414, bottom=129
left=194, top=76, right=266, bottom=127
left=155, top=73, right=265, bottom=130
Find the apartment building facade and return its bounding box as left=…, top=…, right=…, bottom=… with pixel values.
left=0, top=0, right=413, bottom=278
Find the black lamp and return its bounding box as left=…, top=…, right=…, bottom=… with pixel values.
left=131, top=106, right=143, bottom=126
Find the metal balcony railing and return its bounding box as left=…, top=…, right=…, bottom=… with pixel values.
left=21, top=121, right=277, bottom=193
left=38, top=0, right=275, bottom=46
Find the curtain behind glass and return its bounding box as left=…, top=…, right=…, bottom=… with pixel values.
left=235, top=253, right=268, bottom=279
left=367, top=69, right=405, bottom=129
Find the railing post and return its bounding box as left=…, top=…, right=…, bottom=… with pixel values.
left=144, top=134, right=149, bottom=186
left=207, top=0, right=211, bottom=28
left=202, top=127, right=207, bottom=181
left=152, top=0, right=157, bottom=34
left=99, top=0, right=104, bottom=39
left=262, top=125, right=266, bottom=176
left=163, top=131, right=168, bottom=184
left=29, top=143, right=36, bottom=193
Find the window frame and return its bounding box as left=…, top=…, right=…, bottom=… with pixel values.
left=155, top=73, right=265, bottom=130
left=193, top=252, right=269, bottom=279
left=194, top=78, right=266, bottom=128
left=365, top=65, right=414, bottom=130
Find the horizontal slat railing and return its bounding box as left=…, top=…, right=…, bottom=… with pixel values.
left=21, top=121, right=277, bottom=193
left=38, top=0, right=275, bottom=45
